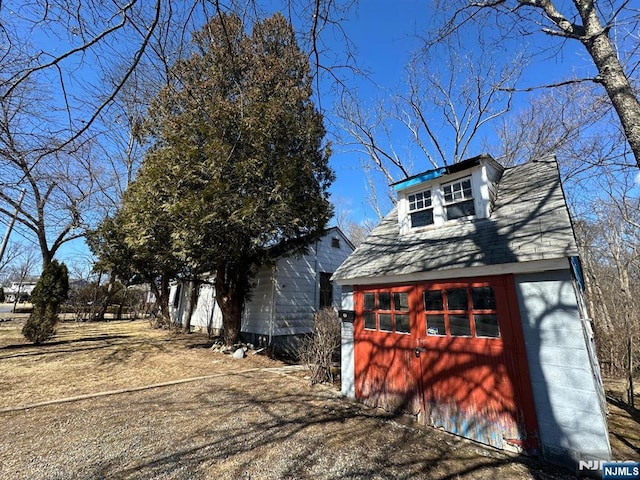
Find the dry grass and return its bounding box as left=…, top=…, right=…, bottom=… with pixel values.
left=604, top=379, right=640, bottom=462
left=0, top=317, right=280, bottom=408
left=0, top=318, right=637, bottom=479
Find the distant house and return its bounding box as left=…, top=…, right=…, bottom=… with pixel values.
left=4, top=281, right=38, bottom=303
left=333, top=155, right=611, bottom=469
left=171, top=227, right=354, bottom=349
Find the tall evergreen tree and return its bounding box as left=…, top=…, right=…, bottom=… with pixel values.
left=118, top=13, right=333, bottom=343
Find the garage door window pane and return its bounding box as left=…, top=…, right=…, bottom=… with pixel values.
left=474, top=314, right=500, bottom=338
left=424, top=290, right=443, bottom=311
left=472, top=287, right=496, bottom=310
left=395, top=314, right=410, bottom=333
left=379, top=313, right=392, bottom=332
left=394, top=292, right=409, bottom=311
left=364, top=293, right=375, bottom=311
left=378, top=292, right=391, bottom=311
left=449, top=314, right=471, bottom=336
left=364, top=312, right=376, bottom=330
left=447, top=289, right=468, bottom=311
left=426, top=314, right=446, bottom=336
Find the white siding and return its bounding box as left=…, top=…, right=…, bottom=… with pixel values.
left=272, top=253, right=316, bottom=336
left=271, top=231, right=353, bottom=336
left=191, top=283, right=223, bottom=332
left=241, top=265, right=276, bottom=336
left=316, top=233, right=353, bottom=309
left=168, top=282, right=184, bottom=325
left=170, top=229, right=354, bottom=341
left=171, top=278, right=223, bottom=333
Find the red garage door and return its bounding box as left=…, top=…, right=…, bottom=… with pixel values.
left=354, top=275, right=539, bottom=452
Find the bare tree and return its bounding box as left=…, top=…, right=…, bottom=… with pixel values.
left=0, top=1, right=358, bottom=273
left=489, top=81, right=631, bottom=186
left=0, top=241, right=24, bottom=277
left=332, top=194, right=374, bottom=247
left=432, top=0, right=640, bottom=170
left=8, top=246, right=39, bottom=313
left=0, top=1, right=357, bottom=143
left=0, top=78, right=105, bottom=267
left=339, top=39, right=521, bottom=211
left=488, top=80, right=638, bottom=397
left=573, top=169, right=640, bottom=404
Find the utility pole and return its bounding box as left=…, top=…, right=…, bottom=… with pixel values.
left=0, top=189, right=26, bottom=265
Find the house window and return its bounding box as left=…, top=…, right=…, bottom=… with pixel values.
left=331, top=237, right=340, bottom=248
left=424, top=286, right=500, bottom=338
left=361, top=290, right=410, bottom=334
left=319, top=272, right=333, bottom=309
left=408, top=190, right=433, bottom=228
left=443, top=177, right=475, bottom=220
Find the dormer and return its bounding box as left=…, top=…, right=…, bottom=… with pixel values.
left=393, top=154, right=504, bottom=235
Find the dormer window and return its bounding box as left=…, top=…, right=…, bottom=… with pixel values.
left=408, top=190, right=434, bottom=228
left=443, top=177, right=475, bottom=220
left=394, top=155, right=504, bottom=235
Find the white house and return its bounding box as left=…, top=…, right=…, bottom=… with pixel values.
left=3, top=281, right=37, bottom=303
left=170, top=227, right=354, bottom=349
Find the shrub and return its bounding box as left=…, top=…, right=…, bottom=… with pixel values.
left=22, top=260, right=69, bottom=344
left=298, top=308, right=342, bottom=384
left=21, top=308, right=57, bottom=344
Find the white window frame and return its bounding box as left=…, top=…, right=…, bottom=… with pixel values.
left=442, top=177, right=475, bottom=221
left=407, top=189, right=434, bottom=228
left=398, top=168, right=487, bottom=235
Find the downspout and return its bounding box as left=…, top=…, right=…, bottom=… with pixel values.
left=208, top=282, right=216, bottom=337
left=313, top=239, right=319, bottom=313
left=269, top=264, right=276, bottom=346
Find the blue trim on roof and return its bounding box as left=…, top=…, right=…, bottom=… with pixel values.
left=392, top=168, right=447, bottom=191
left=570, top=256, right=585, bottom=291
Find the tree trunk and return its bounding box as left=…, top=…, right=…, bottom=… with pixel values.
left=215, top=266, right=244, bottom=346
left=181, top=278, right=200, bottom=334
left=220, top=294, right=242, bottom=346
left=97, top=274, right=116, bottom=321
left=11, top=279, right=22, bottom=314
left=151, top=274, right=172, bottom=328
left=576, top=0, right=640, bottom=169
left=628, top=335, right=635, bottom=408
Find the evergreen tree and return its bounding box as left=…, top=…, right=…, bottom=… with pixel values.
left=125, top=13, right=333, bottom=344
left=22, top=260, right=69, bottom=344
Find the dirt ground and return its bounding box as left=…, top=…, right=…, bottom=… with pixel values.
left=0, top=318, right=637, bottom=479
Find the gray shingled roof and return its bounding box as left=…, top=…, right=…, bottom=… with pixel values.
left=333, top=158, right=578, bottom=282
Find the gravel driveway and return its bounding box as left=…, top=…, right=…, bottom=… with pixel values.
left=0, top=321, right=574, bottom=479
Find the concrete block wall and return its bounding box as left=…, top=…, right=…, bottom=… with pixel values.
left=513, top=269, right=611, bottom=469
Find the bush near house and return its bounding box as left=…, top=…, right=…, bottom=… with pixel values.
left=298, top=309, right=342, bottom=385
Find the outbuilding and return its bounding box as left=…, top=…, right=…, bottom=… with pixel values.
left=171, top=227, right=354, bottom=350
left=333, top=155, right=611, bottom=469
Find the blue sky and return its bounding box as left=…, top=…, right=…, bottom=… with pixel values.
left=325, top=2, right=444, bottom=224
left=321, top=1, right=589, bottom=227
left=323, top=3, right=421, bottom=224
left=3, top=1, right=616, bottom=276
